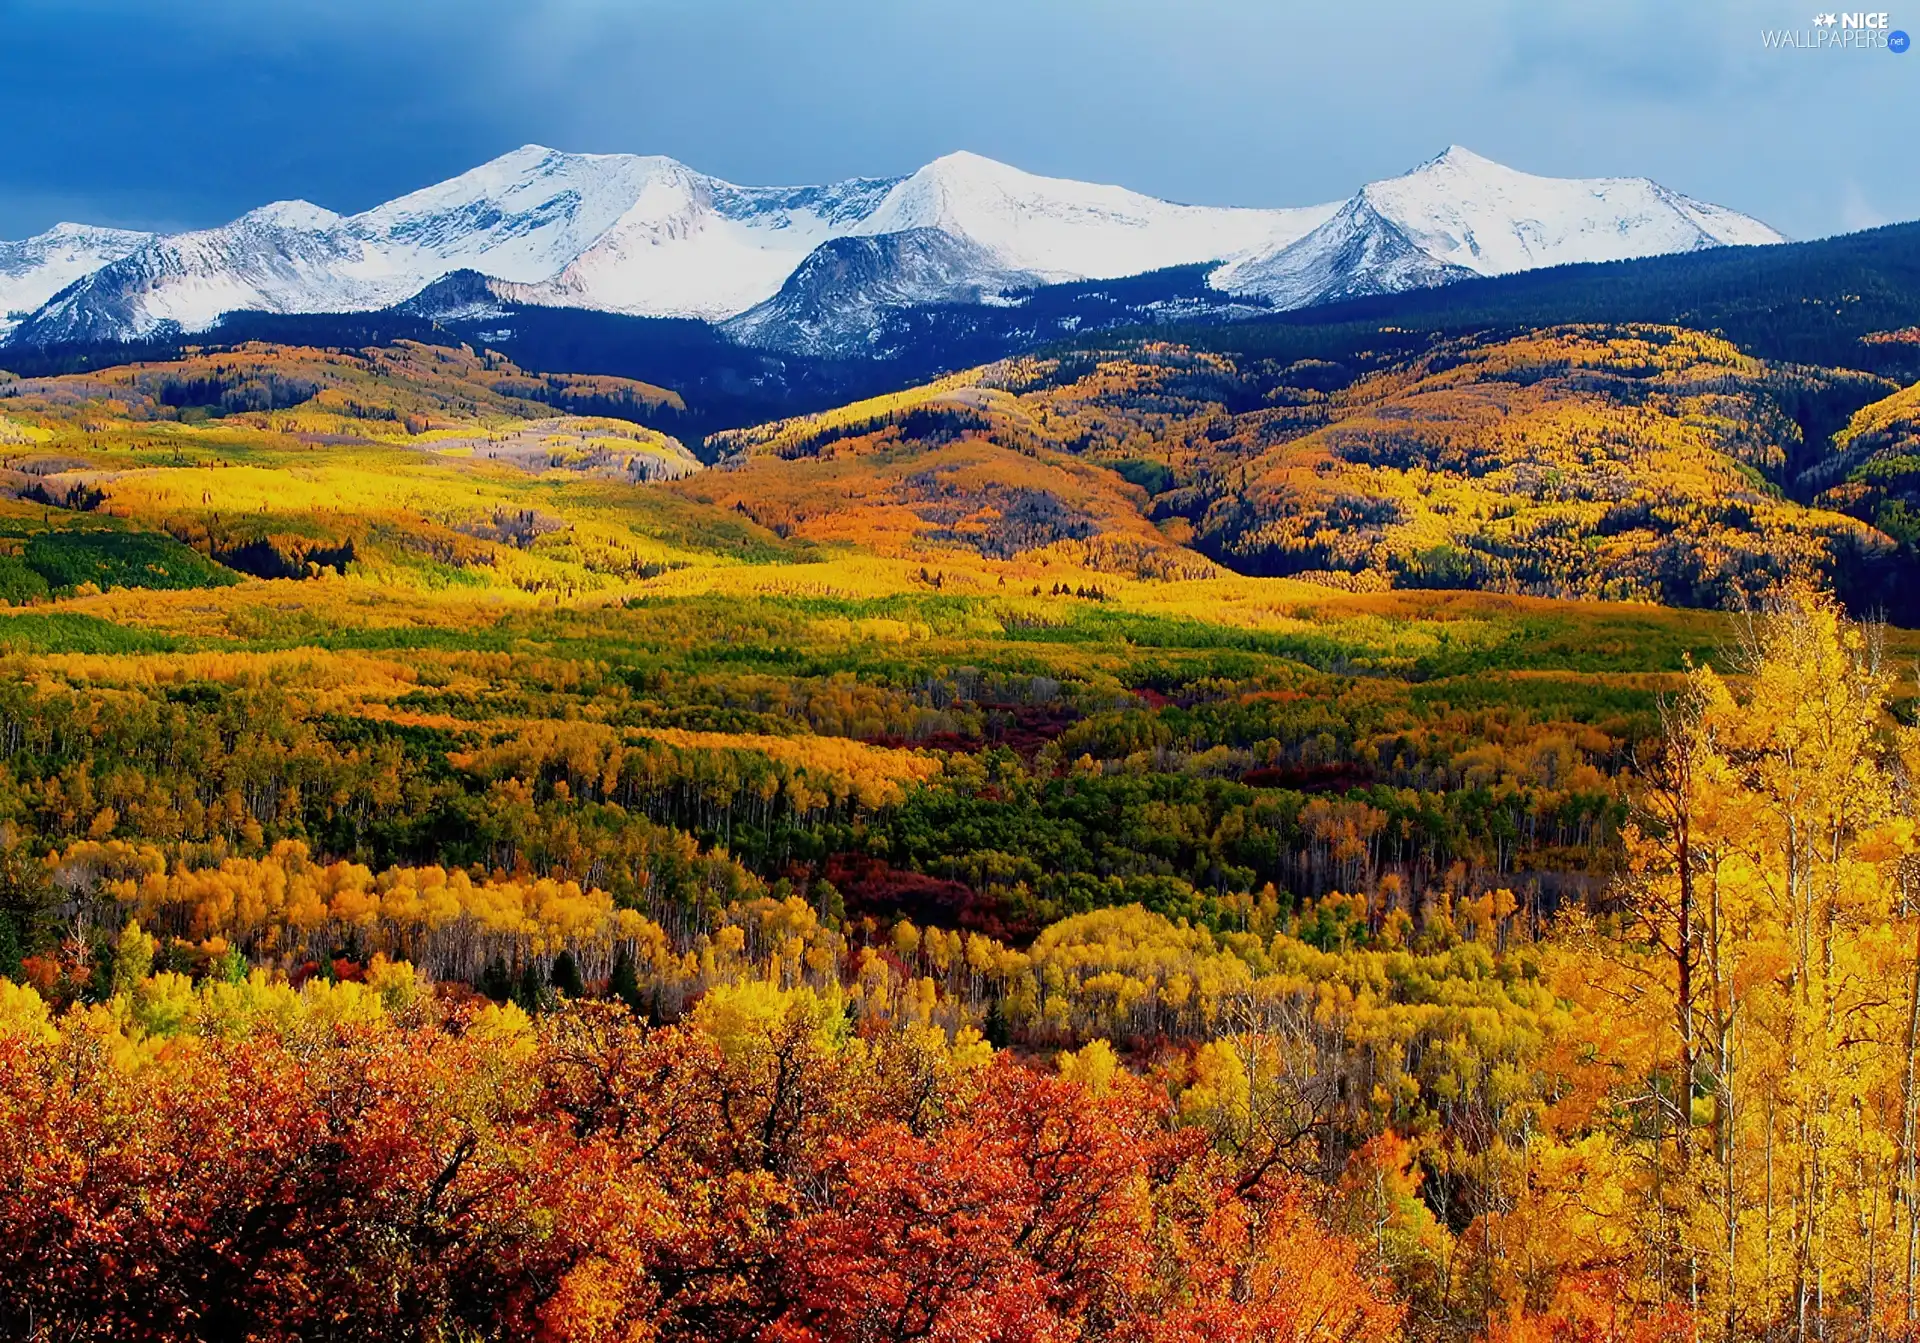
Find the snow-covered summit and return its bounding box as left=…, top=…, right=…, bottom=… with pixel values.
left=242, top=201, right=346, bottom=232
left=1366, top=145, right=1783, bottom=271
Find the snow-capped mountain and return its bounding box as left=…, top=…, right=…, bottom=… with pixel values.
left=479, top=157, right=902, bottom=320
left=714, top=154, right=1335, bottom=353
left=1, top=143, right=1785, bottom=351
left=1212, top=146, right=1785, bottom=309
left=16, top=202, right=379, bottom=346
left=0, top=223, right=153, bottom=339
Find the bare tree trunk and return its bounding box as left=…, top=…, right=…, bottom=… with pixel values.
left=1901, top=881, right=1920, bottom=1321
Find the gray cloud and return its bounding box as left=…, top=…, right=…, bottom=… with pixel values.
left=0, top=0, right=1913, bottom=242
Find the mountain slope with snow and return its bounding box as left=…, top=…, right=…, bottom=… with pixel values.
left=723, top=228, right=1042, bottom=355
left=0, top=223, right=153, bottom=339
left=11, top=147, right=1338, bottom=346
left=1213, top=146, right=1785, bottom=308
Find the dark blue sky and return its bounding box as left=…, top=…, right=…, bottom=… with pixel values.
left=2, top=0, right=1912, bottom=242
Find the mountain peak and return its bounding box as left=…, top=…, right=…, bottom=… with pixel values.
left=1423, top=145, right=1502, bottom=170
left=0, top=220, right=157, bottom=342
left=919, top=149, right=1024, bottom=178
left=391, top=146, right=699, bottom=220
left=499, top=143, right=686, bottom=170
left=851, top=152, right=1330, bottom=284
left=893, top=151, right=1051, bottom=203
left=241, top=200, right=344, bottom=231
left=39, top=221, right=148, bottom=242
left=1396, top=146, right=1533, bottom=187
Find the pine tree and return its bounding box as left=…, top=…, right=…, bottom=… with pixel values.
left=0, top=829, right=50, bottom=982
left=812, top=879, right=846, bottom=930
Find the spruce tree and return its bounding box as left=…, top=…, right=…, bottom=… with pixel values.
left=0, top=829, right=52, bottom=981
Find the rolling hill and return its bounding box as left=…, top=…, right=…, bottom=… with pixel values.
left=8, top=311, right=1918, bottom=614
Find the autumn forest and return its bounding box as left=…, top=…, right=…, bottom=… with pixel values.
left=4, top=313, right=1920, bottom=1343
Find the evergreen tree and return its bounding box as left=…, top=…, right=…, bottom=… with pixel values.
left=550, top=948, right=585, bottom=999
left=0, top=829, right=52, bottom=981
left=811, top=879, right=846, bottom=930
left=108, top=921, right=155, bottom=997
left=514, top=959, right=547, bottom=1014
left=609, top=949, right=643, bottom=1014
left=216, top=944, right=248, bottom=984
left=983, top=995, right=1011, bottom=1050
left=478, top=957, right=512, bottom=1004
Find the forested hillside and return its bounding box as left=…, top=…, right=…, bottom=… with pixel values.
left=699, top=325, right=1915, bottom=614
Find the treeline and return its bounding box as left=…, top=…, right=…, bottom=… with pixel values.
left=0, top=524, right=240, bottom=604
left=0, top=880, right=1658, bottom=1342
left=775, top=331, right=1920, bottom=616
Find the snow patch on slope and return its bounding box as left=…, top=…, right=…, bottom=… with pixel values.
left=724, top=228, right=1041, bottom=354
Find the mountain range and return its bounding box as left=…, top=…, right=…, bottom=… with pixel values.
left=0, top=145, right=1785, bottom=355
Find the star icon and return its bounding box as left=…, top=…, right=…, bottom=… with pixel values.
left=1816, top=12, right=1838, bottom=24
